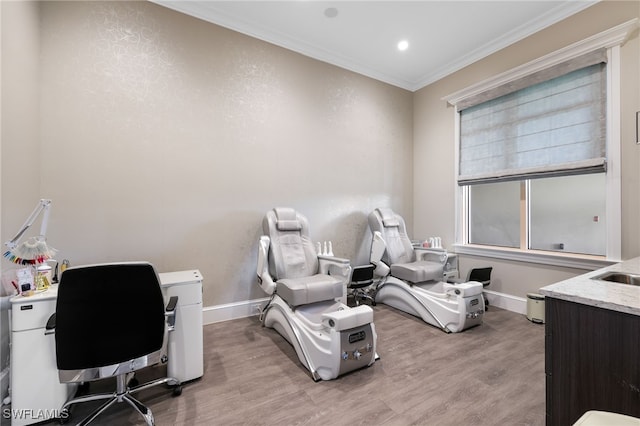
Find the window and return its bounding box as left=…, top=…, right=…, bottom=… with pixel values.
left=444, top=21, right=634, bottom=266
left=461, top=59, right=607, bottom=257
left=469, top=181, right=520, bottom=248
left=468, top=174, right=606, bottom=256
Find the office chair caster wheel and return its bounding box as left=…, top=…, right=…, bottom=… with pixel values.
left=171, top=384, right=183, bottom=396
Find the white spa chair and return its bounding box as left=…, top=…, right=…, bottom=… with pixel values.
left=257, top=207, right=377, bottom=381
left=368, top=207, right=484, bottom=333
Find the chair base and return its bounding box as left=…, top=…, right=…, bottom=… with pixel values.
left=375, top=277, right=484, bottom=333
left=61, top=372, right=181, bottom=425
left=261, top=297, right=377, bottom=381
left=348, top=286, right=377, bottom=306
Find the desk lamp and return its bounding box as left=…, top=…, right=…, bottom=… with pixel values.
left=3, top=199, right=57, bottom=265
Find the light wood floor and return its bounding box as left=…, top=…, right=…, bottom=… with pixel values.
left=48, top=304, right=546, bottom=425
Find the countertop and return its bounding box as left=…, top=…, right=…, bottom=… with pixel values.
left=10, top=283, right=59, bottom=305
left=540, top=257, right=640, bottom=316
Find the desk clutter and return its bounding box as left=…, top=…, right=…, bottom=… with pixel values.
left=413, top=236, right=443, bottom=249
left=0, top=199, right=71, bottom=300
left=1, top=259, right=71, bottom=299
left=1, top=260, right=69, bottom=298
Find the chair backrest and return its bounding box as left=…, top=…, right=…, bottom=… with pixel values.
left=468, top=267, right=492, bottom=286
left=368, top=207, right=416, bottom=265
left=55, top=262, right=165, bottom=371
left=263, top=207, right=319, bottom=280
left=350, top=264, right=375, bottom=285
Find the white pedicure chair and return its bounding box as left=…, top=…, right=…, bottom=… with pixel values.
left=368, top=207, right=484, bottom=333
left=256, top=208, right=377, bottom=381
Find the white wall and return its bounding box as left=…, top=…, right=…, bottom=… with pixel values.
left=413, top=1, right=640, bottom=298
left=1, top=1, right=413, bottom=311
left=0, top=0, right=42, bottom=402
left=2, top=1, right=638, bottom=312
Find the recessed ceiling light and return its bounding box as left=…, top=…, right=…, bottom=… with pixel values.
left=324, top=7, right=338, bottom=18
left=397, top=40, right=409, bottom=51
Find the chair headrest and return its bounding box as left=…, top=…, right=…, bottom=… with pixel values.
left=376, top=207, right=400, bottom=227
left=274, top=207, right=302, bottom=231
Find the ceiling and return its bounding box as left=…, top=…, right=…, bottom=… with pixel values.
left=153, top=1, right=598, bottom=91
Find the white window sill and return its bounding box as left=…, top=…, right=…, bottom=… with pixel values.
left=453, top=244, right=618, bottom=270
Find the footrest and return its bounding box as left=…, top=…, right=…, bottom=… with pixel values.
left=321, top=305, right=373, bottom=331
left=444, top=281, right=483, bottom=297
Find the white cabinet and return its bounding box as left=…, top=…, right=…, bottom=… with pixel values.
left=159, top=270, right=204, bottom=383
left=9, top=287, right=72, bottom=426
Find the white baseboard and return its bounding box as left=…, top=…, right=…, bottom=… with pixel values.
left=484, top=290, right=527, bottom=315
left=203, top=297, right=269, bottom=325
left=201, top=291, right=529, bottom=325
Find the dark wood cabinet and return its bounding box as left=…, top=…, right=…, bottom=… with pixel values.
left=545, top=297, right=640, bottom=425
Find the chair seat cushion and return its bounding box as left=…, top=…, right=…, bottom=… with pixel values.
left=277, top=274, right=343, bottom=306
left=391, top=261, right=443, bottom=283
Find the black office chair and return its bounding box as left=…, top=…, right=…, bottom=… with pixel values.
left=348, top=264, right=377, bottom=306
left=47, top=262, right=181, bottom=425
left=468, top=267, right=492, bottom=310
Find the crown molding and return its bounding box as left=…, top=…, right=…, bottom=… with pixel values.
left=444, top=18, right=639, bottom=105
left=154, top=1, right=606, bottom=92
left=414, top=0, right=598, bottom=90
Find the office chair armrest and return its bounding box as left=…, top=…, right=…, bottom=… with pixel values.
left=165, top=296, right=178, bottom=330
left=44, top=313, right=56, bottom=335
left=166, top=296, right=178, bottom=312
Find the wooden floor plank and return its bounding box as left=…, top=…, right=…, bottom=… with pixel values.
left=38, top=304, right=545, bottom=425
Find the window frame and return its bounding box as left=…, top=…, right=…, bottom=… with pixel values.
left=460, top=173, right=610, bottom=267
left=445, top=21, right=637, bottom=270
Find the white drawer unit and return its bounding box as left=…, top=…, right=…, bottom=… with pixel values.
left=10, top=287, right=72, bottom=426
left=159, top=270, right=204, bottom=383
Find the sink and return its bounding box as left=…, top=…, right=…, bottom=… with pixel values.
left=592, top=271, right=640, bottom=286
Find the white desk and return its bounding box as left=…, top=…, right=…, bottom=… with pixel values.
left=8, top=270, right=203, bottom=426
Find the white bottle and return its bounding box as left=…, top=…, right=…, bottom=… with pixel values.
left=327, top=241, right=334, bottom=256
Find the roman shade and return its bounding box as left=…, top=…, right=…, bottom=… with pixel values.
left=458, top=50, right=607, bottom=185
